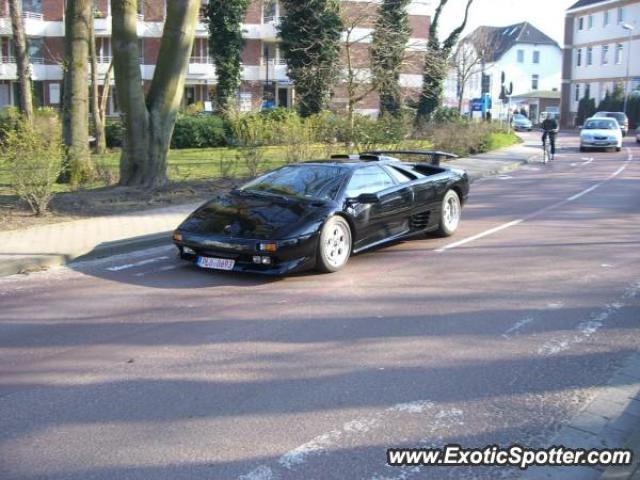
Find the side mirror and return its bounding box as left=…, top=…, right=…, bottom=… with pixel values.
left=355, top=193, right=380, bottom=204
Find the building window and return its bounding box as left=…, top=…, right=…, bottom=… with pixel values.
left=533, top=50, right=540, bottom=64
left=617, top=7, right=624, bottom=24
left=586, top=46, right=593, bottom=65
left=576, top=48, right=582, bottom=66
left=22, top=0, right=43, bottom=15
left=578, top=17, right=584, bottom=30
left=615, top=43, right=623, bottom=64
left=263, top=0, right=277, bottom=23
left=603, top=10, right=609, bottom=26
left=601, top=45, right=609, bottom=64
left=532, top=74, right=539, bottom=90
left=575, top=84, right=580, bottom=101
left=517, top=49, right=524, bottom=63
left=585, top=83, right=591, bottom=98
left=28, top=37, right=44, bottom=64
left=588, top=14, right=593, bottom=29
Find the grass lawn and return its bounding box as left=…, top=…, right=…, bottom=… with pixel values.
left=485, top=131, right=521, bottom=151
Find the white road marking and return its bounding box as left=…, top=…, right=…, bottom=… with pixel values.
left=436, top=149, right=632, bottom=253
left=238, top=400, right=465, bottom=480
left=581, top=158, right=594, bottom=166
left=502, top=317, right=534, bottom=338
left=546, top=302, right=564, bottom=309
left=106, top=256, right=169, bottom=272
left=132, top=264, right=180, bottom=277
left=537, top=281, right=639, bottom=356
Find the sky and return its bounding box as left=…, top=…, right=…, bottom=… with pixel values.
left=437, top=0, right=578, bottom=46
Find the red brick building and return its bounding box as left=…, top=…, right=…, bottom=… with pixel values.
left=0, top=0, right=430, bottom=114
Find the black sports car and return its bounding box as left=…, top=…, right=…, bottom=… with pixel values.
left=172, top=152, right=469, bottom=275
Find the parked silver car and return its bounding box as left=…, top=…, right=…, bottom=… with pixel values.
left=593, top=112, right=629, bottom=136
left=511, top=114, right=533, bottom=131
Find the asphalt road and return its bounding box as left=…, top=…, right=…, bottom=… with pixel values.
left=1, top=132, right=639, bottom=480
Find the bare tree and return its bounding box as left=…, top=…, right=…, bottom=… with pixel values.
left=339, top=2, right=377, bottom=138
left=416, top=0, right=474, bottom=122
left=452, top=31, right=492, bottom=113
left=111, top=0, right=200, bottom=188
left=89, top=18, right=107, bottom=154
left=62, top=0, right=93, bottom=185
left=8, top=0, right=33, bottom=122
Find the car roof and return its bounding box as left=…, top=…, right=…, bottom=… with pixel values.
left=585, top=117, right=619, bottom=125
left=594, top=111, right=627, bottom=119
left=302, top=156, right=403, bottom=168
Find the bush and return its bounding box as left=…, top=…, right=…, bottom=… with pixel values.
left=431, top=107, right=464, bottom=124
left=105, top=121, right=123, bottom=148
left=0, top=113, right=64, bottom=215
left=425, top=122, right=518, bottom=157
left=171, top=114, right=228, bottom=149
left=0, top=106, right=22, bottom=141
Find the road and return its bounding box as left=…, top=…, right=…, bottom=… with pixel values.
left=1, top=132, right=639, bottom=480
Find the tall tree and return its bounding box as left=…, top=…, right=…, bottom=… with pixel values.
left=416, top=0, right=474, bottom=122
left=62, top=0, right=93, bottom=184
left=371, top=0, right=411, bottom=117
left=89, top=18, right=107, bottom=154
left=207, top=0, right=251, bottom=112
left=111, top=0, right=200, bottom=187
left=8, top=0, right=34, bottom=122
left=279, top=0, right=343, bottom=117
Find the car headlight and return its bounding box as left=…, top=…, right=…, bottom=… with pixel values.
left=609, top=137, right=617, bottom=141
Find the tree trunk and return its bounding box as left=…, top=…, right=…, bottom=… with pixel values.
left=112, top=0, right=200, bottom=188
left=89, top=18, right=107, bottom=154
left=62, top=0, right=92, bottom=185
left=8, top=0, right=33, bottom=122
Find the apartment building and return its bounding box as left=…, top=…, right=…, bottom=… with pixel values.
left=0, top=0, right=431, bottom=115
left=561, top=0, right=640, bottom=127
left=444, top=22, right=562, bottom=121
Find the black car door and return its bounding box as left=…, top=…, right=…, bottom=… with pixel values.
left=346, top=166, right=414, bottom=250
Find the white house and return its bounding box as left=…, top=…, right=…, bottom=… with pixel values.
left=445, top=22, right=562, bottom=121
left=561, top=0, right=640, bottom=127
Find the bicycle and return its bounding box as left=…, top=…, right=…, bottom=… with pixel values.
left=542, top=136, right=552, bottom=164
left=541, top=129, right=558, bottom=164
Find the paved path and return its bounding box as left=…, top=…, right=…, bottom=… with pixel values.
left=1, top=132, right=638, bottom=479
left=0, top=139, right=538, bottom=277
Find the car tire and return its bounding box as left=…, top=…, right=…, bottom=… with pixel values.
left=579, top=146, right=586, bottom=152
left=316, top=216, right=352, bottom=273
left=437, top=190, right=462, bottom=237
left=616, top=147, right=622, bottom=152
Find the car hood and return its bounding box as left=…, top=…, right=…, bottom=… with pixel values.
left=581, top=129, right=618, bottom=137
left=513, top=119, right=531, bottom=124
left=178, top=192, right=328, bottom=240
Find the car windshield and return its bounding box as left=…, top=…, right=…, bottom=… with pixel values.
left=513, top=114, right=527, bottom=121
left=597, top=112, right=626, bottom=123
left=583, top=119, right=617, bottom=130
left=240, top=164, right=347, bottom=201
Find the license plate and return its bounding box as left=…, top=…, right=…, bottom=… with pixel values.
left=196, top=256, right=235, bottom=271
left=595, top=141, right=608, bottom=145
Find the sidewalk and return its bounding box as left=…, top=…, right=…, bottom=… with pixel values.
left=0, top=140, right=539, bottom=278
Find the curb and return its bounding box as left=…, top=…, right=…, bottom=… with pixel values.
left=0, top=231, right=172, bottom=278
left=521, top=352, right=640, bottom=480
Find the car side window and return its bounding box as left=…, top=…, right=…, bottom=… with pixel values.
left=346, top=166, right=395, bottom=198
left=385, top=165, right=417, bottom=183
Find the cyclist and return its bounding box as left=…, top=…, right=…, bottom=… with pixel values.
left=541, top=114, right=559, bottom=161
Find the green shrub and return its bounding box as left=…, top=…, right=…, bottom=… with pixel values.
left=0, top=106, right=22, bottom=141
left=0, top=113, right=64, bottom=215
left=105, top=121, right=123, bottom=148
left=171, top=115, right=228, bottom=149
left=431, top=107, right=464, bottom=124
left=425, top=122, right=518, bottom=157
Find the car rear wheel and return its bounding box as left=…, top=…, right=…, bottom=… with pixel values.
left=317, top=217, right=352, bottom=273
left=437, top=190, right=461, bottom=237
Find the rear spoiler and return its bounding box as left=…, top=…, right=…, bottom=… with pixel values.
left=364, top=150, right=458, bottom=167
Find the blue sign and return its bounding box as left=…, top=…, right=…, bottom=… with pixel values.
left=471, top=98, right=483, bottom=112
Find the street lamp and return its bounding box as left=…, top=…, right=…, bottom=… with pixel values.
left=622, top=23, right=634, bottom=116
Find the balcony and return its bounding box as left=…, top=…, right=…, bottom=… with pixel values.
left=188, top=56, right=216, bottom=79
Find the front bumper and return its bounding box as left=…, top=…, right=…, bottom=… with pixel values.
left=581, top=140, right=619, bottom=148
left=173, top=232, right=319, bottom=275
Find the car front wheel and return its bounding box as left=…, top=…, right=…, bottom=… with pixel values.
left=317, top=216, right=352, bottom=273
left=437, top=190, right=462, bottom=237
